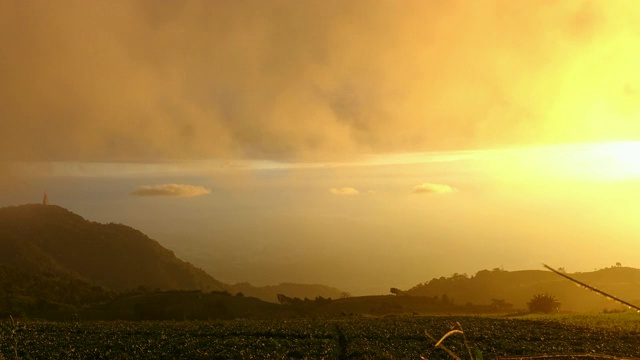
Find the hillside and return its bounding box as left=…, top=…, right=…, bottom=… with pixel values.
left=402, top=267, right=640, bottom=312
left=0, top=263, right=113, bottom=317
left=84, top=291, right=291, bottom=320
left=0, top=204, right=226, bottom=292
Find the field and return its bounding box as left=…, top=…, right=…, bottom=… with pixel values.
left=1, top=314, right=640, bottom=359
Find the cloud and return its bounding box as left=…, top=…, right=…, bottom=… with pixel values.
left=131, top=184, right=212, bottom=197
left=412, top=183, right=457, bottom=195
left=1, top=1, right=639, bottom=166
left=330, top=187, right=359, bottom=196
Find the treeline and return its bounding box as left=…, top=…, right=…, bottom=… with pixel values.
left=0, top=264, right=113, bottom=317
left=276, top=294, right=332, bottom=305
left=274, top=294, right=335, bottom=316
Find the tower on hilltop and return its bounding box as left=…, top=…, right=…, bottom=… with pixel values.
left=43, top=191, right=49, bottom=205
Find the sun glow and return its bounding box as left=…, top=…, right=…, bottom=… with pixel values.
left=577, top=142, right=640, bottom=180
left=554, top=142, right=640, bottom=180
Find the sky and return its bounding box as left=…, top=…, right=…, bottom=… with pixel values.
left=1, top=1, right=640, bottom=294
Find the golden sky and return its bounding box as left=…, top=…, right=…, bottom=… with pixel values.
left=1, top=1, right=640, bottom=293
left=1, top=0, right=639, bottom=165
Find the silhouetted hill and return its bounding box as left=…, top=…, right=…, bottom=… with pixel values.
left=229, top=282, right=344, bottom=303
left=0, top=204, right=226, bottom=292
left=83, top=291, right=291, bottom=320
left=402, top=267, right=640, bottom=312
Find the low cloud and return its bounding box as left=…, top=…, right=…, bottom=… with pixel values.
left=131, top=184, right=212, bottom=197
left=330, top=187, right=359, bottom=196
left=412, top=183, right=457, bottom=195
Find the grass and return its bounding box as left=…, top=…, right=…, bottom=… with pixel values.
left=424, top=321, right=483, bottom=360
left=0, top=315, right=23, bottom=360
left=518, top=311, right=640, bottom=332
left=3, top=315, right=640, bottom=359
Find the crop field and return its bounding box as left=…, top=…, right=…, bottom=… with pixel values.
left=1, top=315, right=639, bottom=359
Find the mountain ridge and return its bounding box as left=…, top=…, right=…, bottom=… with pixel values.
left=0, top=203, right=344, bottom=303
left=0, top=204, right=226, bottom=292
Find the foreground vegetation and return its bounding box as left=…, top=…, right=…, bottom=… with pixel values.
left=2, top=314, right=639, bottom=359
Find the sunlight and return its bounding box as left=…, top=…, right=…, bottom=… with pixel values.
left=505, top=141, right=640, bottom=181
left=578, top=141, right=640, bottom=180
left=443, top=142, right=640, bottom=183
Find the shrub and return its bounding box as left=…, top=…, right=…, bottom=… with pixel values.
left=527, top=293, right=560, bottom=314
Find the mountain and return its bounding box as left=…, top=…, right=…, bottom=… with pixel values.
left=0, top=204, right=346, bottom=304
left=402, top=267, right=640, bottom=312
left=0, top=204, right=226, bottom=292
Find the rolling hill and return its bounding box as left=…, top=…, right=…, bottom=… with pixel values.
left=401, top=267, right=640, bottom=312
left=8, top=203, right=634, bottom=316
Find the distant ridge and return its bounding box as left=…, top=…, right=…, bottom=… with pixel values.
left=229, top=282, right=344, bottom=303
left=402, top=267, right=640, bottom=312
left=0, top=204, right=226, bottom=292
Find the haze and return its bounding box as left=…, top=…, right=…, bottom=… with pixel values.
left=1, top=1, right=639, bottom=294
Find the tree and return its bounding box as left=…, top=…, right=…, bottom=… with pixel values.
left=527, top=293, right=560, bottom=314
left=276, top=294, right=302, bottom=305
left=390, top=288, right=403, bottom=295
left=314, top=296, right=332, bottom=305
left=277, top=294, right=292, bottom=305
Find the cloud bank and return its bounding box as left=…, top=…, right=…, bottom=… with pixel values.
left=1, top=1, right=639, bottom=165
left=131, top=184, right=212, bottom=197
left=330, top=187, right=359, bottom=196
left=412, top=183, right=457, bottom=195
